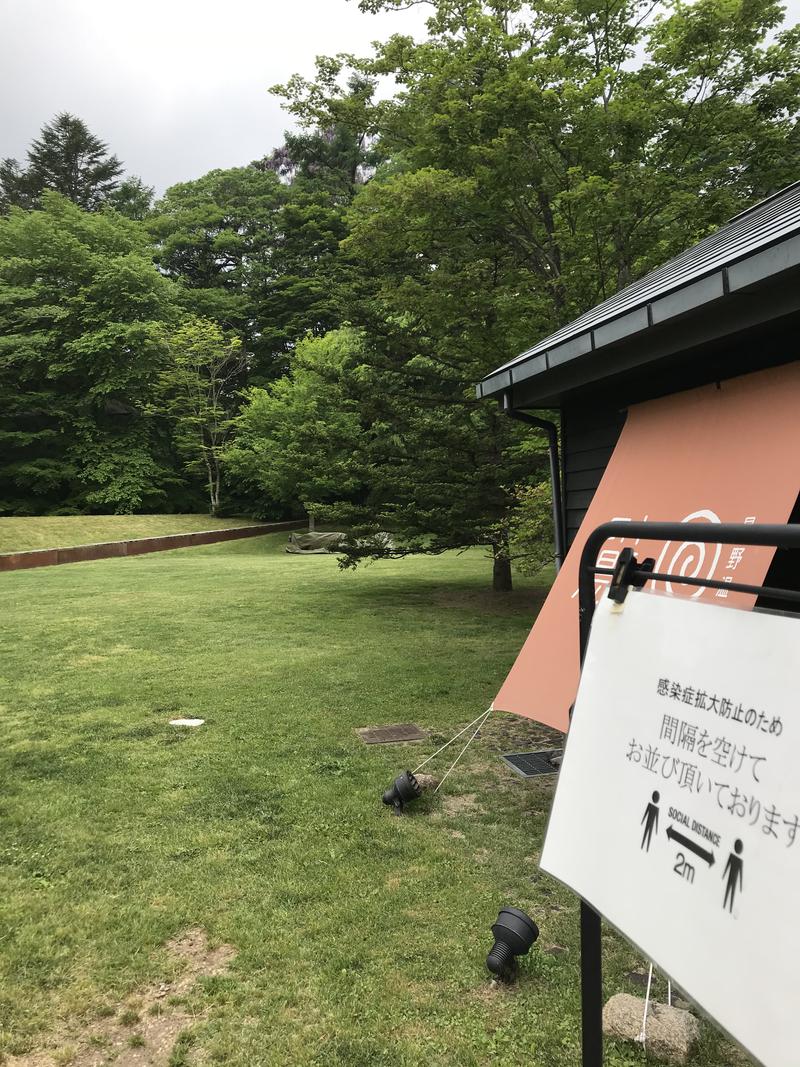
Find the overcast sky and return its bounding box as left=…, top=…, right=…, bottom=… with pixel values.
left=2, top=0, right=799, bottom=196
left=0, top=0, right=430, bottom=194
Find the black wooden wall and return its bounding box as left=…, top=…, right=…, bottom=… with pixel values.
left=561, top=404, right=627, bottom=547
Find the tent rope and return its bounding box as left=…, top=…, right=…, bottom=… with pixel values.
left=637, top=963, right=654, bottom=1046
left=413, top=706, right=494, bottom=774
left=433, top=708, right=493, bottom=794
left=637, top=963, right=673, bottom=1047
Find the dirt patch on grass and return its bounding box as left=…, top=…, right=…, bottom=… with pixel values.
left=440, top=793, right=484, bottom=816
left=469, top=978, right=519, bottom=1010
left=5, top=929, right=235, bottom=1067
left=478, top=713, right=562, bottom=754
left=164, top=928, right=235, bottom=989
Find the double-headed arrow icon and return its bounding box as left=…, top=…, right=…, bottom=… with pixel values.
left=666, top=825, right=715, bottom=867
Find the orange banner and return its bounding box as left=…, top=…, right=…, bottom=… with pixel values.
left=495, top=363, right=800, bottom=732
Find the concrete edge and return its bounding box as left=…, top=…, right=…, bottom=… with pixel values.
left=0, top=521, right=305, bottom=572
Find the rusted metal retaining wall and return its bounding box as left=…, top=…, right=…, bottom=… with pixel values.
left=0, top=521, right=305, bottom=573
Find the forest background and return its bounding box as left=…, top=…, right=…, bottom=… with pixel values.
left=2, top=0, right=799, bottom=589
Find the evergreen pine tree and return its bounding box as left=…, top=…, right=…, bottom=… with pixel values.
left=0, top=113, right=123, bottom=212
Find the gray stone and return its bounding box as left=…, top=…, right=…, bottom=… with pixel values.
left=603, top=992, right=700, bottom=1065
left=415, top=773, right=440, bottom=791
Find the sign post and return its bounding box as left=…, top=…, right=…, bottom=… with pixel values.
left=551, top=521, right=800, bottom=1067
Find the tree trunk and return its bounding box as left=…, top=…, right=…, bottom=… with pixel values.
left=203, top=446, right=217, bottom=516
left=206, top=477, right=216, bottom=515
left=207, top=456, right=221, bottom=516
left=207, top=472, right=218, bottom=515
left=492, top=551, right=513, bottom=593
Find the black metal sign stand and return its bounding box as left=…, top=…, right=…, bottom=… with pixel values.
left=575, top=520, right=800, bottom=1067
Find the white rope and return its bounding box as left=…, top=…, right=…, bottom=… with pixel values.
left=433, top=708, right=493, bottom=794
left=413, top=707, right=494, bottom=774
left=637, top=963, right=654, bottom=1046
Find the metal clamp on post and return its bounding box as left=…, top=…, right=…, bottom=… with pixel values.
left=607, top=548, right=655, bottom=604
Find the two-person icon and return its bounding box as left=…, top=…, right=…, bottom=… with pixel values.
left=639, top=792, right=744, bottom=911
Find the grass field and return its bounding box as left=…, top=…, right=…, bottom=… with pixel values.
left=0, top=515, right=262, bottom=554
left=0, top=531, right=748, bottom=1066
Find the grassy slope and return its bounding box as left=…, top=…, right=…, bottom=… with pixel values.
left=0, top=533, right=746, bottom=1066
left=0, top=515, right=263, bottom=554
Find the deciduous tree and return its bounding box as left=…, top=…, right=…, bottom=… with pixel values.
left=268, top=0, right=800, bottom=586
left=225, top=328, right=367, bottom=520
left=159, top=318, right=246, bottom=515
left=0, top=193, right=184, bottom=514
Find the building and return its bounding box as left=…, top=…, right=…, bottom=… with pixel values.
left=478, top=182, right=800, bottom=731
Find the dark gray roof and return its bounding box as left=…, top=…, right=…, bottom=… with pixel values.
left=478, top=181, right=800, bottom=401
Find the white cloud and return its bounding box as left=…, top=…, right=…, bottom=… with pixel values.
left=1, top=0, right=798, bottom=194
left=0, top=0, right=429, bottom=192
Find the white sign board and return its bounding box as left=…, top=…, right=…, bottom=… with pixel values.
left=541, top=591, right=800, bottom=1067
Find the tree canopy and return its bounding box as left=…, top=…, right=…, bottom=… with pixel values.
left=260, top=0, right=800, bottom=584
left=2, top=2, right=799, bottom=584
left=149, top=156, right=352, bottom=382
left=0, top=193, right=184, bottom=514
left=225, top=328, right=368, bottom=519
left=1, top=113, right=127, bottom=213
left=157, top=317, right=246, bottom=515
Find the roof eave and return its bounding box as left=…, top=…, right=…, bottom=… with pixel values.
left=478, top=225, right=800, bottom=404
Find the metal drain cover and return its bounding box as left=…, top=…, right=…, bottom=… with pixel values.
left=357, top=723, right=429, bottom=744
left=500, top=749, right=563, bottom=777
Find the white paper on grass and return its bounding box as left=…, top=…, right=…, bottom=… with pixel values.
left=540, top=591, right=800, bottom=1067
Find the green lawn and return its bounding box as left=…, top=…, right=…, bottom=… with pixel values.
left=0, top=514, right=263, bottom=553
left=0, top=532, right=747, bottom=1065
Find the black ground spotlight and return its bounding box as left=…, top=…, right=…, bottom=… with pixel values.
left=381, top=770, right=421, bottom=815
left=486, top=907, right=539, bottom=981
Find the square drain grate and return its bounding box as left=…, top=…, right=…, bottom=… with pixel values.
left=500, top=749, right=563, bottom=778
left=357, top=723, right=429, bottom=744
